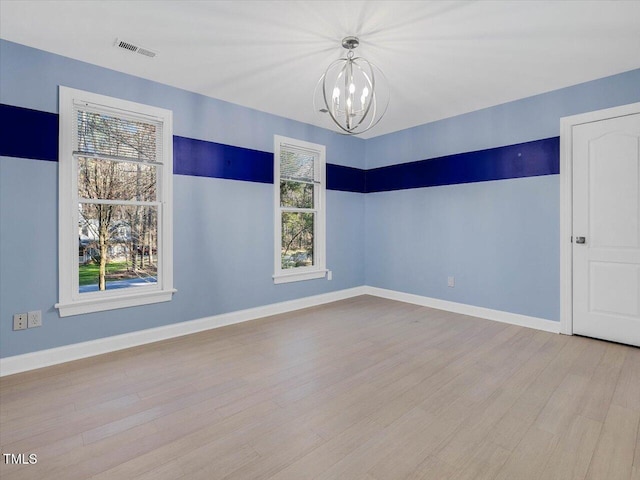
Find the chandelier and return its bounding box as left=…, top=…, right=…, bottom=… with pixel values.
left=314, top=36, right=389, bottom=135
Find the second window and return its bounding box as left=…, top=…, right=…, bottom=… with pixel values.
left=273, top=136, right=326, bottom=283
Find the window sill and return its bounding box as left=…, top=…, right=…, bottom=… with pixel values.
left=273, top=270, right=327, bottom=284
left=56, top=288, right=177, bottom=317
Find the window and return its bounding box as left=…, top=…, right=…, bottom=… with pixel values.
left=273, top=136, right=326, bottom=283
left=56, top=87, right=174, bottom=316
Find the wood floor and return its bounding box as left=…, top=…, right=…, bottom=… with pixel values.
left=1, top=295, right=639, bottom=480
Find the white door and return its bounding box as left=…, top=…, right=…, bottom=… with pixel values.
left=572, top=111, right=640, bottom=346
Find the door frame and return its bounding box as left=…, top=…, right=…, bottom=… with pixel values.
left=559, top=102, right=640, bottom=335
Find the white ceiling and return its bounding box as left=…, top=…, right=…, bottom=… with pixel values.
left=1, top=1, right=639, bottom=138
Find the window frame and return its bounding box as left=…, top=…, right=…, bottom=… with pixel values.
left=273, top=135, right=327, bottom=284
left=56, top=86, right=175, bottom=317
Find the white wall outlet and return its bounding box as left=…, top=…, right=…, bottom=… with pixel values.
left=28, top=310, right=42, bottom=328
left=447, top=276, right=455, bottom=287
left=13, top=313, right=28, bottom=331
left=327, top=270, right=332, bottom=281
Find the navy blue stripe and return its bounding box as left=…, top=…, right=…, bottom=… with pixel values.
left=327, top=164, right=366, bottom=193
left=0, top=104, right=58, bottom=162
left=0, top=104, right=367, bottom=192
left=366, top=137, right=559, bottom=192
left=1, top=103, right=559, bottom=192
left=173, top=135, right=273, bottom=184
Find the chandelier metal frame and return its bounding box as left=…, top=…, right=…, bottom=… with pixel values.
left=314, top=36, right=389, bottom=135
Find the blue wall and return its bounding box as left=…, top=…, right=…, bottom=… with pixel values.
left=365, top=176, right=560, bottom=319
left=365, top=70, right=640, bottom=169
left=1, top=37, right=639, bottom=358
left=0, top=40, right=365, bottom=358
left=364, top=69, right=640, bottom=320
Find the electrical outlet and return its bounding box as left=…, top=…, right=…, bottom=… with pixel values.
left=327, top=270, right=333, bottom=281
left=447, top=276, right=455, bottom=288
left=13, top=313, right=28, bottom=331
left=28, top=310, right=42, bottom=328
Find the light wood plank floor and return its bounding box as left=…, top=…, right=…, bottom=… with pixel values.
left=1, top=295, right=639, bottom=480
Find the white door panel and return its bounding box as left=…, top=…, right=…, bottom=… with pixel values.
left=589, top=133, right=639, bottom=248
left=573, top=112, right=640, bottom=346
left=589, top=262, right=638, bottom=316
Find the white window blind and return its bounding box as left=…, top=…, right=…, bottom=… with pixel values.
left=280, top=144, right=317, bottom=183
left=73, top=104, right=163, bottom=164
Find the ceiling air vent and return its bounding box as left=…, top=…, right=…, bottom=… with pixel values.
left=114, top=38, right=157, bottom=58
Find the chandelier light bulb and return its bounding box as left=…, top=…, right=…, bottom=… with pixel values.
left=313, top=36, right=389, bottom=135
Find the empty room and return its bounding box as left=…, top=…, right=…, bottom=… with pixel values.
left=1, top=1, right=639, bottom=479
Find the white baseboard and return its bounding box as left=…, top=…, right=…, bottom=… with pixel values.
left=363, top=286, right=561, bottom=334
left=0, top=286, right=367, bottom=377
left=0, top=285, right=560, bottom=377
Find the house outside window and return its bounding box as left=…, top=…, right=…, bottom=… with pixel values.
left=273, top=135, right=326, bottom=284
left=56, top=87, right=175, bottom=316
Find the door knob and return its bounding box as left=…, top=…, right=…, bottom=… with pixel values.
left=575, top=237, right=586, bottom=244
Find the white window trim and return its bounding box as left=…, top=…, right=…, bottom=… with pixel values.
left=273, top=135, right=327, bottom=284
left=56, top=86, right=175, bottom=317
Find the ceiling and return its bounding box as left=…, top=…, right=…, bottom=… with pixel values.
left=1, top=1, right=639, bottom=138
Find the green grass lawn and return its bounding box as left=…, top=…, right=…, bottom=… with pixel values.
left=78, top=261, right=128, bottom=286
